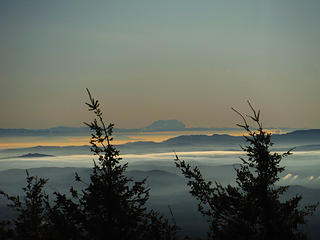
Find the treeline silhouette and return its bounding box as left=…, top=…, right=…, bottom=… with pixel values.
left=0, top=90, right=318, bottom=240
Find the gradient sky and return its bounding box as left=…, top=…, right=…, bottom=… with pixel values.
left=1, top=0, right=319, bottom=129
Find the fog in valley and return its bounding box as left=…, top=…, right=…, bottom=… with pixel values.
left=1, top=129, right=320, bottom=239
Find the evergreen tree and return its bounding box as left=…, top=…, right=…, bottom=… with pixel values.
left=0, top=89, right=179, bottom=240
left=175, top=101, right=318, bottom=240
left=54, top=89, right=179, bottom=239
left=0, top=171, right=53, bottom=240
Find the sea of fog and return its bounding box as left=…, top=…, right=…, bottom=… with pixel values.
left=1, top=130, right=319, bottom=239
left=1, top=150, right=320, bottom=188
left=1, top=149, right=320, bottom=239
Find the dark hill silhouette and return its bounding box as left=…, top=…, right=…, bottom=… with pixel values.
left=163, top=134, right=242, bottom=146
left=18, top=153, right=55, bottom=158
left=1, top=129, right=319, bottom=156
left=0, top=122, right=237, bottom=136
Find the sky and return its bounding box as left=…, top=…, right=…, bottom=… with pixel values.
left=1, top=0, right=320, bottom=129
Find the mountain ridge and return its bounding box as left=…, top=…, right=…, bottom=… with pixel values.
left=0, top=119, right=300, bottom=136
left=1, top=129, right=319, bottom=156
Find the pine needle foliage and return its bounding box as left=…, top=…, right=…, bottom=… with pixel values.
left=175, top=101, right=318, bottom=240
left=0, top=89, right=179, bottom=240
left=0, top=171, right=52, bottom=240
left=54, top=89, right=179, bottom=240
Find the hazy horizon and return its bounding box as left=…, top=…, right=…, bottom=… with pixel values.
left=0, top=119, right=302, bottom=130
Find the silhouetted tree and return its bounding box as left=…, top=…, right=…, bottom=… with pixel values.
left=0, top=172, right=85, bottom=240
left=0, top=89, right=179, bottom=240
left=0, top=171, right=54, bottom=240
left=175, top=101, right=318, bottom=240
left=0, top=220, right=13, bottom=240
left=53, top=89, right=179, bottom=240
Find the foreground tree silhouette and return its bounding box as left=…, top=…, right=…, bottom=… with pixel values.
left=0, top=172, right=85, bottom=240
left=0, top=89, right=179, bottom=240
left=175, top=102, right=318, bottom=240
left=53, top=89, right=179, bottom=240
left=0, top=171, right=54, bottom=240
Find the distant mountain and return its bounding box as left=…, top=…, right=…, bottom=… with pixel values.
left=0, top=126, right=89, bottom=137
left=1, top=129, right=319, bottom=156
left=273, top=129, right=320, bottom=145
left=18, top=153, right=55, bottom=158
left=144, top=120, right=186, bottom=131
left=286, top=129, right=320, bottom=136
left=0, top=152, right=56, bottom=160
left=162, top=134, right=242, bottom=146
left=0, top=121, right=239, bottom=136
left=0, top=145, right=90, bottom=156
